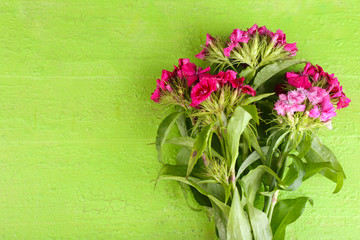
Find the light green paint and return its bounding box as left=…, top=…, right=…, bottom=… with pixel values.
left=0, top=0, right=358, bottom=239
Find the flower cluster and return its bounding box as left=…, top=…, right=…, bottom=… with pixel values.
left=150, top=58, right=210, bottom=103
left=151, top=59, right=255, bottom=108
left=274, top=63, right=351, bottom=127
left=280, top=63, right=351, bottom=109
left=195, top=24, right=298, bottom=69
left=274, top=87, right=336, bottom=123
left=223, top=24, right=298, bottom=57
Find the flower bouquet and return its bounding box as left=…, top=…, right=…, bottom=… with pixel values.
left=151, top=24, right=350, bottom=240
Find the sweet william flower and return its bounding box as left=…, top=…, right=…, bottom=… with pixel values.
left=216, top=70, right=237, bottom=86
left=195, top=49, right=207, bottom=60
left=307, top=87, right=328, bottom=105
left=230, top=29, right=250, bottom=43
left=337, top=96, right=351, bottom=109
left=309, top=105, right=320, bottom=118
left=241, top=85, right=256, bottom=96
left=195, top=34, right=214, bottom=60
left=223, top=42, right=238, bottom=57
left=223, top=29, right=250, bottom=57
left=284, top=43, right=298, bottom=56
left=286, top=72, right=312, bottom=89
left=190, top=76, right=217, bottom=107
left=150, top=87, right=161, bottom=103
left=181, top=63, right=211, bottom=86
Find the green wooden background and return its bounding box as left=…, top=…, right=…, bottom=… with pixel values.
left=0, top=0, right=359, bottom=239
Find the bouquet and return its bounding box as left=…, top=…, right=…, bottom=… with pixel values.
left=150, top=24, right=350, bottom=240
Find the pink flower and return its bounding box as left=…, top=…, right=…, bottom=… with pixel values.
left=247, top=24, right=258, bottom=35
left=320, top=99, right=337, bottom=122
left=206, top=33, right=214, bottom=46
left=195, top=49, right=207, bottom=60
left=288, top=89, right=307, bottom=104
left=230, top=29, right=250, bottom=43
left=307, top=87, right=328, bottom=105
left=337, top=96, right=351, bottom=109
left=274, top=89, right=307, bottom=116
left=286, top=72, right=312, bottom=89
left=195, top=34, right=214, bottom=60
left=173, top=58, right=190, bottom=78
left=180, top=62, right=211, bottom=86
left=309, top=105, right=320, bottom=118
left=229, top=77, right=244, bottom=88
left=283, top=43, right=298, bottom=56
left=272, top=30, right=286, bottom=45
left=216, top=70, right=237, bottom=86
left=241, top=85, right=256, bottom=96
left=150, top=88, right=161, bottom=103
left=223, top=42, right=238, bottom=57
left=161, top=70, right=173, bottom=82
left=258, top=26, right=273, bottom=37
left=190, top=76, right=218, bottom=107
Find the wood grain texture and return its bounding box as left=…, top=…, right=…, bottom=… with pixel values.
left=0, top=0, right=358, bottom=239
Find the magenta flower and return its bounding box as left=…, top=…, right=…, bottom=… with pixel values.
left=284, top=43, right=298, bottom=56
left=309, top=105, right=320, bottom=118
left=223, top=29, right=250, bottom=57
left=320, top=99, right=337, bottom=122
left=150, top=88, right=161, bottom=103
left=247, top=24, right=258, bottom=35
left=230, top=29, right=250, bottom=43
left=161, top=70, right=173, bottom=82
left=258, top=26, right=273, bottom=36
left=272, top=29, right=286, bottom=45
left=195, top=34, right=215, bottom=60
left=241, top=85, right=256, bottom=96
left=337, top=96, right=351, bottom=109
left=229, top=76, right=245, bottom=88
left=190, top=76, right=218, bottom=107
left=286, top=72, right=312, bottom=89
left=223, top=42, right=238, bottom=57
left=181, top=62, right=211, bottom=86
left=216, top=70, right=237, bottom=86
left=195, top=49, right=207, bottom=60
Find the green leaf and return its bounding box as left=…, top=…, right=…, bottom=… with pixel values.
left=271, top=197, right=311, bottom=240
left=239, top=66, right=256, bottom=83
left=236, top=150, right=261, bottom=180
left=242, top=105, right=259, bottom=124
left=302, top=162, right=336, bottom=181
left=266, top=130, right=289, bottom=164
left=282, top=154, right=305, bottom=191
left=302, top=137, right=345, bottom=193
left=213, top=204, right=228, bottom=240
left=227, top=106, right=254, bottom=170
left=242, top=93, right=274, bottom=105
left=176, top=112, right=188, bottom=137
left=296, top=133, right=313, bottom=159
left=176, top=147, right=191, bottom=165
left=247, top=203, right=273, bottom=240
left=187, top=124, right=213, bottom=177
left=227, top=187, right=253, bottom=240
left=257, top=165, right=286, bottom=188
left=166, top=136, right=224, bottom=161
left=240, top=166, right=265, bottom=205
left=156, top=111, right=184, bottom=162
left=157, top=164, right=230, bottom=216
left=166, top=136, right=194, bottom=149
left=253, top=59, right=307, bottom=90
left=243, top=127, right=266, bottom=162
left=178, top=182, right=202, bottom=212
